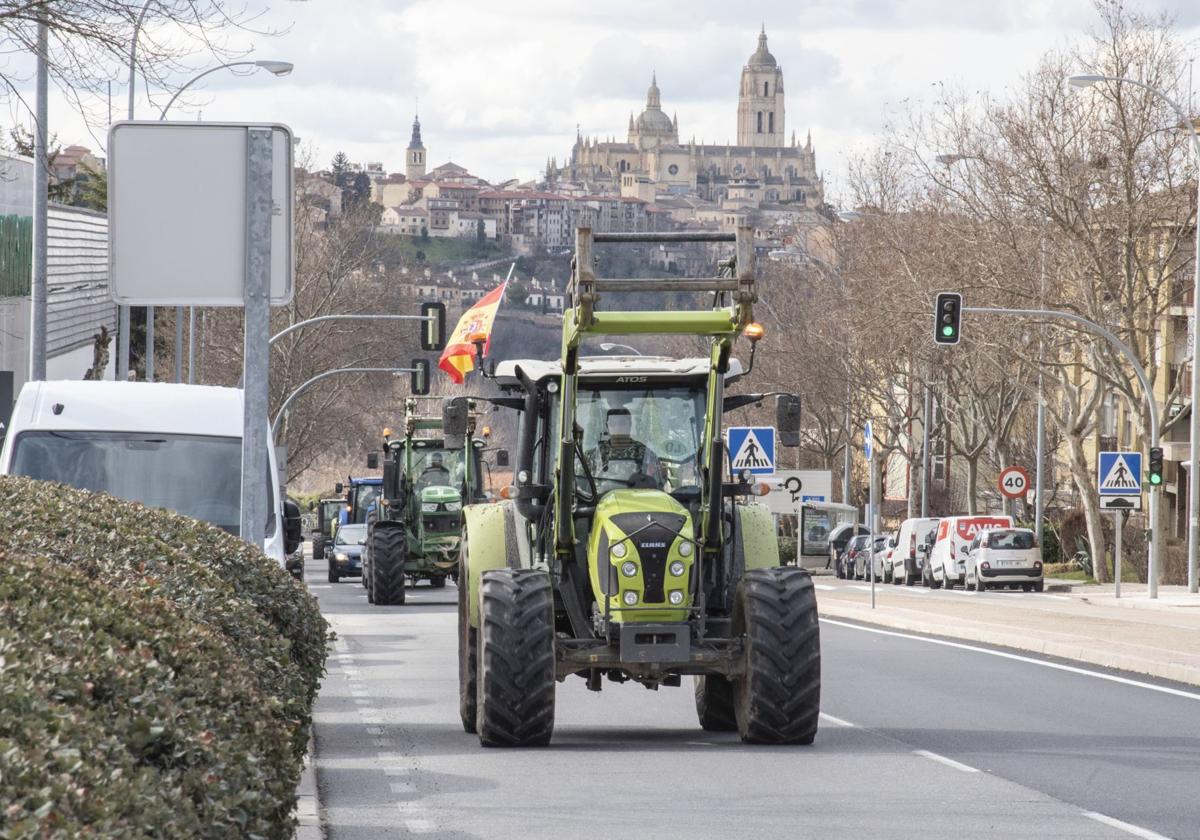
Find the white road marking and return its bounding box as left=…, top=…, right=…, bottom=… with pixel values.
left=307, top=585, right=331, bottom=589
left=821, top=618, right=1200, bottom=702
left=814, top=584, right=836, bottom=591
left=390, top=781, right=416, bottom=794
left=914, top=749, right=979, bottom=773
left=819, top=713, right=857, bottom=728
left=405, top=819, right=436, bottom=834
left=1082, top=811, right=1173, bottom=840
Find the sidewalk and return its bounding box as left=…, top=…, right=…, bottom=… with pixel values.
left=814, top=579, right=1200, bottom=687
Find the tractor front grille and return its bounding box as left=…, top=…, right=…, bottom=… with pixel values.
left=423, top=513, right=459, bottom=534
left=610, top=511, right=687, bottom=604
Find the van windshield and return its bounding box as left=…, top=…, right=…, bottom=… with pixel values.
left=987, top=530, right=1035, bottom=550
left=9, top=431, right=275, bottom=538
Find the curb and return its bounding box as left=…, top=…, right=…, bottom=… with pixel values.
left=817, top=599, right=1200, bottom=688
left=294, top=734, right=322, bottom=840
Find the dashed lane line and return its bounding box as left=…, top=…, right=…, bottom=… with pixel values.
left=1082, top=811, right=1174, bottom=840
left=913, top=749, right=979, bottom=773
left=818, top=712, right=857, bottom=728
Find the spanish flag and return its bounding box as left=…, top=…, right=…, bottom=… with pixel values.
left=438, top=278, right=508, bottom=384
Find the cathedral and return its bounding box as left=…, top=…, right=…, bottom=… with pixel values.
left=559, top=28, right=823, bottom=208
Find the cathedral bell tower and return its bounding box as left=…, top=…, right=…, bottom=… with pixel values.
left=406, top=112, right=426, bottom=180
left=736, top=27, right=785, bottom=148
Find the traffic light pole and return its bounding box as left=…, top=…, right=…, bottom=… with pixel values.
left=962, top=306, right=1161, bottom=598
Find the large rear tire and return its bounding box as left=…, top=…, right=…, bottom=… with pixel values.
left=476, top=569, right=555, bottom=747
left=733, top=568, right=821, bottom=745
left=370, top=526, right=407, bottom=606
left=458, top=561, right=478, bottom=733
left=694, top=675, right=737, bottom=732
left=430, top=574, right=448, bottom=589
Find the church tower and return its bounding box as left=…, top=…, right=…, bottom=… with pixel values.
left=736, top=27, right=785, bottom=148
left=406, top=112, right=426, bottom=181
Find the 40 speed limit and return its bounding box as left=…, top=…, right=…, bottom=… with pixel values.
left=998, top=465, right=1030, bottom=500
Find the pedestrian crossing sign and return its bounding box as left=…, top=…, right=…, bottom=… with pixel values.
left=727, top=426, right=776, bottom=476
left=1097, top=451, right=1142, bottom=496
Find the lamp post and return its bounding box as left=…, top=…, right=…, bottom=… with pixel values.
left=1069, top=73, right=1200, bottom=594
left=159, top=59, right=294, bottom=383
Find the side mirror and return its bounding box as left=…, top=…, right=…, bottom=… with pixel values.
left=495, top=449, right=510, bottom=468
left=411, top=358, right=431, bottom=396
left=366, top=452, right=379, bottom=470
left=776, top=394, right=802, bottom=447
left=307, top=501, right=315, bottom=511
left=419, top=302, right=446, bottom=352
left=283, top=499, right=303, bottom=555
left=334, top=482, right=344, bottom=495
left=443, top=396, right=469, bottom=450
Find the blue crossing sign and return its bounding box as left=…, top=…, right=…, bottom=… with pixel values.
left=1097, top=451, right=1142, bottom=496
left=727, top=426, right=776, bottom=476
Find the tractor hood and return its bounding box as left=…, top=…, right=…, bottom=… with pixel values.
left=587, top=489, right=695, bottom=624
left=420, top=485, right=461, bottom=505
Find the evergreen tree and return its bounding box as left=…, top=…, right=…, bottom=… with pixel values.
left=330, top=151, right=351, bottom=189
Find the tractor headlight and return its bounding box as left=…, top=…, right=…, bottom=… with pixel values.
left=443, top=500, right=462, bottom=512
left=621, top=561, right=638, bottom=577
left=669, top=560, right=685, bottom=577
left=422, top=502, right=439, bottom=512
left=610, top=542, right=628, bottom=559
left=678, top=541, right=693, bottom=557
left=668, top=590, right=685, bottom=605
left=622, top=591, right=638, bottom=606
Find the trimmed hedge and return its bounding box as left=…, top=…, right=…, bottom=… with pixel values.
left=0, top=476, right=329, bottom=839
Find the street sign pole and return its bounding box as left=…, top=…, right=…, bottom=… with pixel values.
left=1114, top=510, right=1123, bottom=600
left=240, top=127, right=273, bottom=548
left=865, top=419, right=875, bottom=610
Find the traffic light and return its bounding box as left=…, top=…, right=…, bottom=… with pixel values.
left=1148, top=446, right=1164, bottom=486
left=933, top=292, right=962, bottom=345
left=419, top=302, right=446, bottom=352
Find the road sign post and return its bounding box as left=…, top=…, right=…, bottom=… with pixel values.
left=999, top=465, right=1030, bottom=517
left=865, top=420, right=875, bottom=610
left=1114, top=509, right=1124, bottom=599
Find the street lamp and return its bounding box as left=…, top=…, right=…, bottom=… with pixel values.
left=159, top=60, right=294, bottom=119
left=1068, top=73, right=1200, bottom=594
left=599, top=342, right=642, bottom=355
left=158, top=59, right=294, bottom=384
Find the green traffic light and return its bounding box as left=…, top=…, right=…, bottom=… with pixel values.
left=942, top=325, right=955, bottom=337
left=1150, top=474, right=1163, bottom=485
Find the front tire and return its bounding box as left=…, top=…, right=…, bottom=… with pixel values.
left=695, top=675, right=737, bottom=732
left=734, top=568, right=821, bottom=745
left=328, top=563, right=339, bottom=584
left=477, top=569, right=556, bottom=747
left=370, top=526, right=407, bottom=606
left=458, top=561, right=478, bottom=733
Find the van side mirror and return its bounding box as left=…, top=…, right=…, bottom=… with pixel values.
left=366, top=452, right=379, bottom=470
left=443, top=396, right=469, bottom=450
left=411, top=358, right=431, bottom=395
left=776, top=394, right=802, bottom=447
left=283, top=499, right=303, bottom=555
left=334, top=481, right=344, bottom=495
left=495, top=449, right=510, bottom=468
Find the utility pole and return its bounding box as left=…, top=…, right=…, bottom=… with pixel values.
left=29, top=16, right=48, bottom=381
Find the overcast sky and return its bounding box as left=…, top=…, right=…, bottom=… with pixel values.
left=9, top=0, right=1200, bottom=204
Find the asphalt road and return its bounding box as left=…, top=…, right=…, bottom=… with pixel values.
left=304, top=557, right=1200, bottom=840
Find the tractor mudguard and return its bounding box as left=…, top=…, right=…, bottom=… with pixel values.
left=462, top=500, right=521, bottom=628
left=736, top=502, right=780, bottom=570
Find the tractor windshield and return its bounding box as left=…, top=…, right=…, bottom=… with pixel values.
left=568, top=385, right=707, bottom=496
left=410, top=445, right=482, bottom=496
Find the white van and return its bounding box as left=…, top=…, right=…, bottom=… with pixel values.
left=892, top=517, right=940, bottom=586
left=926, top=514, right=1013, bottom=589
left=0, top=381, right=289, bottom=566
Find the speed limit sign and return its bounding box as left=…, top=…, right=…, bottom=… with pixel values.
left=998, top=465, right=1030, bottom=500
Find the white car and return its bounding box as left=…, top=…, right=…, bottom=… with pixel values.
left=965, top=527, right=1044, bottom=592
left=892, top=517, right=940, bottom=586
left=926, top=514, right=1014, bottom=589
left=1, top=380, right=292, bottom=567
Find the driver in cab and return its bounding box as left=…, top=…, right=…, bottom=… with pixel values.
left=419, top=452, right=452, bottom=489
left=589, top=408, right=663, bottom=490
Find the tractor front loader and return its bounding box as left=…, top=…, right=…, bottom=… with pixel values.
left=458, top=227, right=820, bottom=747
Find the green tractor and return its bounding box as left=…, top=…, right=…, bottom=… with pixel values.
left=457, top=226, right=819, bottom=747
left=364, top=397, right=499, bottom=605
left=310, top=496, right=345, bottom=567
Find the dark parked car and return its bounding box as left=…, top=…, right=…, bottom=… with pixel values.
left=328, top=523, right=366, bottom=583
left=838, top=534, right=872, bottom=580
left=828, top=523, right=870, bottom=573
